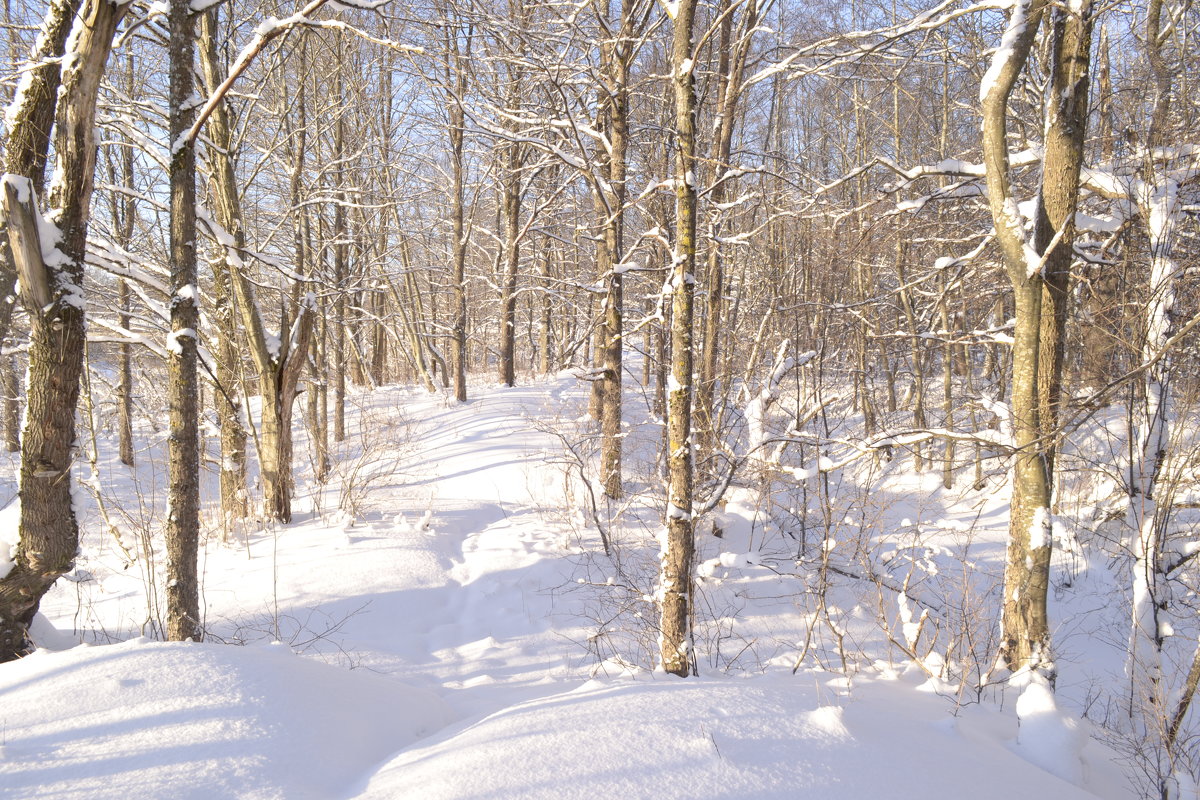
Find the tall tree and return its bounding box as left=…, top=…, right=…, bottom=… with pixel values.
left=198, top=11, right=249, bottom=531
left=695, top=0, right=758, bottom=469
left=596, top=0, right=653, bottom=500
left=166, top=0, right=201, bottom=642
left=979, top=0, right=1095, bottom=673
left=441, top=6, right=471, bottom=403
left=198, top=11, right=314, bottom=524
left=0, top=0, right=82, bottom=452
left=660, top=0, right=698, bottom=678
left=496, top=0, right=528, bottom=387
left=0, top=0, right=128, bottom=660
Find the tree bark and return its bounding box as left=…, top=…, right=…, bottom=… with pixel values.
left=498, top=136, right=522, bottom=387
left=166, top=0, right=201, bottom=642
left=0, top=0, right=127, bottom=661
left=0, top=0, right=83, bottom=452
left=660, top=0, right=698, bottom=678
left=980, top=0, right=1094, bottom=673
left=198, top=11, right=249, bottom=531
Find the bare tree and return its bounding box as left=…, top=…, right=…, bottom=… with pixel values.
left=0, top=0, right=128, bottom=661
left=197, top=11, right=314, bottom=524
left=660, top=0, right=698, bottom=678
left=166, top=0, right=202, bottom=642
left=0, top=0, right=82, bottom=452
left=978, top=0, right=1095, bottom=673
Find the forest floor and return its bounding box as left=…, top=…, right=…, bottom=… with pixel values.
left=0, top=370, right=1137, bottom=798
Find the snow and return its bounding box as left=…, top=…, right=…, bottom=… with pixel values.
left=0, top=372, right=1138, bottom=799
left=979, top=0, right=1032, bottom=103
left=1012, top=670, right=1087, bottom=785
left=1029, top=506, right=1051, bottom=550
left=166, top=327, right=197, bottom=355
left=253, top=14, right=307, bottom=37
left=667, top=502, right=692, bottom=520
left=357, top=674, right=1105, bottom=800
left=0, top=497, right=18, bottom=579
left=2, top=172, right=32, bottom=205
left=0, top=639, right=452, bottom=799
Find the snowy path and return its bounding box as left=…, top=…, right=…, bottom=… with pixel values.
left=268, top=382, right=590, bottom=712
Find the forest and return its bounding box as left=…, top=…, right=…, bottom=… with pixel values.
left=0, top=0, right=1197, bottom=796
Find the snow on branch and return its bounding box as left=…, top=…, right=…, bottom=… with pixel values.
left=187, top=0, right=401, bottom=145
left=85, top=237, right=172, bottom=296
left=745, top=0, right=1007, bottom=88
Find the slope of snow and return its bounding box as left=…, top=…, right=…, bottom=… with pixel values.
left=0, top=639, right=452, bottom=799
left=357, top=672, right=1117, bottom=800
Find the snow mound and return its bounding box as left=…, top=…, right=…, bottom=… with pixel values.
left=0, top=639, right=453, bottom=799
left=355, top=673, right=1109, bottom=799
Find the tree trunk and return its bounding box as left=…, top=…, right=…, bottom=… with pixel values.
left=166, top=0, right=201, bottom=642
left=539, top=232, right=554, bottom=374
left=333, top=68, right=348, bottom=440
left=980, top=0, right=1094, bottom=673
left=696, top=0, right=756, bottom=471
left=596, top=0, right=642, bottom=500
left=498, top=137, right=522, bottom=387
left=308, top=310, right=330, bottom=481
left=444, top=18, right=470, bottom=403
left=1034, top=5, right=1093, bottom=481
left=107, top=76, right=138, bottom=467
left=0, top=0, right=127, bottom=661
left=0, top=0, right=83, bottom=453
left=941, top=276, right=954, bottom=488
left=198, top=10, right=252, bottom=532
left=1126, top=7, right=1182, bottom=775
left=660, top=0, right=698, bottom=678
left=895, top=242, right=927, bottom=470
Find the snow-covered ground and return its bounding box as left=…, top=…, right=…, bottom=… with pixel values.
left=0, top=372, right=1137, bottom=798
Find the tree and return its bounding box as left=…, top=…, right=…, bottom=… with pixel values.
left=593, top=0, right=651, bottom=500
left=695, top=0, right=759, bottom=475
left=978, top=0, right=1095, bottom=673
left=165, top=0, right=201, bottom=642
left=0, top=0, right=128, bottom=661
left=0, top=0, right=82, bottom=452
left=496, top=0, right=529, bottom=388
left=441, top=5, right=471, bottom=403
left=197, top=10, right=314, bottom=524
left=659, top=0, right=698, bottom=678
left=195, top=12, right=250, bottom=532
